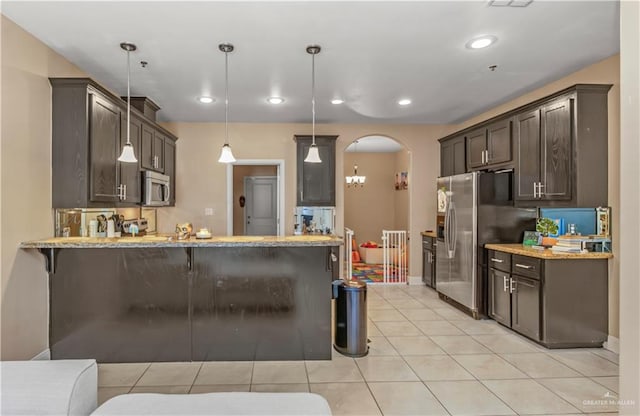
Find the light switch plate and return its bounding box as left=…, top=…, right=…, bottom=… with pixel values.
left=204, top=208, right=214, bottom=216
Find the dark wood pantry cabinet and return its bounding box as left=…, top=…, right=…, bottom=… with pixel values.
left=50, top=78, right=178, bottom=208
left=295, top=135, right=337, bottom=206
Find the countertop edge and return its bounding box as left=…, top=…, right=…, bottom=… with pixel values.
left=21, top=236, right=344, bottom=249
left=485, top=243, right=613, bottom=260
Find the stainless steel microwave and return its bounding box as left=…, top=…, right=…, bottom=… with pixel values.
left=143, top=171, right=170, bottom=206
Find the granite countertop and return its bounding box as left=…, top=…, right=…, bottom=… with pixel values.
left=421, top=231, right=437, bottom=238
left=485, top=243, right=613, bottom=260
left=21, top=235, right=343, bottom=249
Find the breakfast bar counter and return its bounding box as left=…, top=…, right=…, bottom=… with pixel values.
left=21, top=235, right=342, bottom=363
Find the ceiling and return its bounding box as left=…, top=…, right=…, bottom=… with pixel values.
left=3, top=1, right=619, bottom=125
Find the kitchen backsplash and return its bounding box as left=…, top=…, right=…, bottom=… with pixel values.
left=55, top=207, right=154, bottom=237
left=295, top=206, right=335, bottom=234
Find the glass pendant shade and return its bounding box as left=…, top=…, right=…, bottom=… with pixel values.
left=118, top=143, right=138, bottom=163
left=304, top=144, right=322, bottom=163
left=118, top=42, right=137, bottom=163
left=304, top=45, right=322, bottom=163
left=218, top=143, right=236, bottom=163
left=218, top=43, right=236, bottom=164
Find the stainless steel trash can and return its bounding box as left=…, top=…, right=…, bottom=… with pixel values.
left=332, top=279, right=368, bottom=357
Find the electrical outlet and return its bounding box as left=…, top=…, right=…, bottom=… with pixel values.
left=204, top=208, right=214, bottom=216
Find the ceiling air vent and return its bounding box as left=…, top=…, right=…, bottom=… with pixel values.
left=488, top=0, right=533, bottom=7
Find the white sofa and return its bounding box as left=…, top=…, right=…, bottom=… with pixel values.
left=0, top=359, right=98, bottom=415
left=1, top=360, right=332, bottom=416
left=92, top=392, right=332, bottom=415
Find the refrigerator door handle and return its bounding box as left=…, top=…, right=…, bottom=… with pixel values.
left=444, top=194, right=452, bottom=258
left=450, top=203, right=457, bottom=257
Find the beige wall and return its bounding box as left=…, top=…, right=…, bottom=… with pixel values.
left=232, top=165, right=277, bottom=235
left=448, top=54, right=622, bottom=338
left=619, top=1, right=639, bottom=412
left=158, top=122, right=447, bottom=278
left=394, top=150, right=410, bottom=231
left=344, top=152, right=397, bottom=245
left=0, top=16, right=86, bottom=359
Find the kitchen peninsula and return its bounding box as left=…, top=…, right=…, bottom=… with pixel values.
left=21, top=235, right=342, bottom=363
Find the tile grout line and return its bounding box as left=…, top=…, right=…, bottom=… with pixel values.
left=187, top=361, right=205, bottom=393
left=129, top=362, right=152, bottom=391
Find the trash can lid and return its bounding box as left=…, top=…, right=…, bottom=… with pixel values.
left=344, top=280, right=366, bottom=289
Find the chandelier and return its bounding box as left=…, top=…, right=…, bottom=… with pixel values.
left=345, top=140, right=366, bottom=187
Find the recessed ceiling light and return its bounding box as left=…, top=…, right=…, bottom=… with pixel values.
left=466, top=35, right=498, bottom=49
left=267, top=97, right=285, bottom=104
left=398, top=99, right=412, bottom=106
left=198, top=96, right=214, bottom=104
left=331, top=99, right=344, bottom=105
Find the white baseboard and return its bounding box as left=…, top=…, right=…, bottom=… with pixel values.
left=31, top=348, right=51, bottom=360
left=408, top=275, right=423, bottom=285
left=604, top=335, right=619, bottom=353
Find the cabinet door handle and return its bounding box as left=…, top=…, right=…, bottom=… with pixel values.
left=533, top=183, right=538, bottom=198
left=515, top=263, right=533, bottom=269
left=123, top=184, right=127, bottom=201
left=509, top=278, right=516, bottom=293
left=503, top=275, right=509, bottom=292
left=538, top=182, right=545, bottom=197
left=484, top=150, right=490, bottom=164
left=490, top=258, right=504, bottom=263
left=481, top=150, right=485, bottom=164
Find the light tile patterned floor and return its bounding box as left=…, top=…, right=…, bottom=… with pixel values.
left=97, top=284, right=619, bottom=415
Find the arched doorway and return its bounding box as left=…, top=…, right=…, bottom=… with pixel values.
left=343, top=135, right=410, bottom=284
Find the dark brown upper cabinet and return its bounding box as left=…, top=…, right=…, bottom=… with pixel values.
left=514, top=85, right=611, bottom=207
left=141, top=125, right=166, bottom=173
left=50, top=78, right=178, bottom=208
left=440, top=135, right=466, bottom=177
left=295, top=135, right=337, bottom=206
left=466, top=119, right=513, bottom=171
left=164, top=139, right=176, bottom=206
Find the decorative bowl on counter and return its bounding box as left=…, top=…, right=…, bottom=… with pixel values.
left=196, top=228, right=212, bottom=239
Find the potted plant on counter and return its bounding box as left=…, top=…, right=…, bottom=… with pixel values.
left=536, top=217, right=559, bottom=247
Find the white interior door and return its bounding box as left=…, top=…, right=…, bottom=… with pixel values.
left=244, top=176, right=278, bottom=235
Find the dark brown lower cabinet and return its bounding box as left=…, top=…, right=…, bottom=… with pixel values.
left=487, top=249, right=608, bottom=348
left=511, top=275, right=540, bottom=341
left=46, top=245, right=336, bottom=362
left=488, top=268, right=511, bottom=327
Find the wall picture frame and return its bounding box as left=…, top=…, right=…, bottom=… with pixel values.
left=395, top=172, right=408, bottom=190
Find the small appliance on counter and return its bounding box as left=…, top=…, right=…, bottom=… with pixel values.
left=122, top=218, right=148, bottom=236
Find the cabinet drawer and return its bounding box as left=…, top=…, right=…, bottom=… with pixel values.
left=488, top=250, right=511, bottom=273
left=512, top=255, right=542, bottom=279
left=422, top=236, right=434, bottom=250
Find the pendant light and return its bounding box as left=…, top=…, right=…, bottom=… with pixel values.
left=117, top=42, right=138, bottom=163
left=304, top=45, right=322, bottom=163
left=218, top=43, right=236, bottom=164
left=345, top=140, right=366, bottom=186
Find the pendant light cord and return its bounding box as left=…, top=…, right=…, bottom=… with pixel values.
left=126, top=48, right=131, bottom=145
left=225, top=49, right=229, bottom=146
left=311, top=52, right=316, bottom=146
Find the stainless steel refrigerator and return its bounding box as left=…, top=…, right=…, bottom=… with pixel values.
left=435, top=171, right=537, bottom=318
